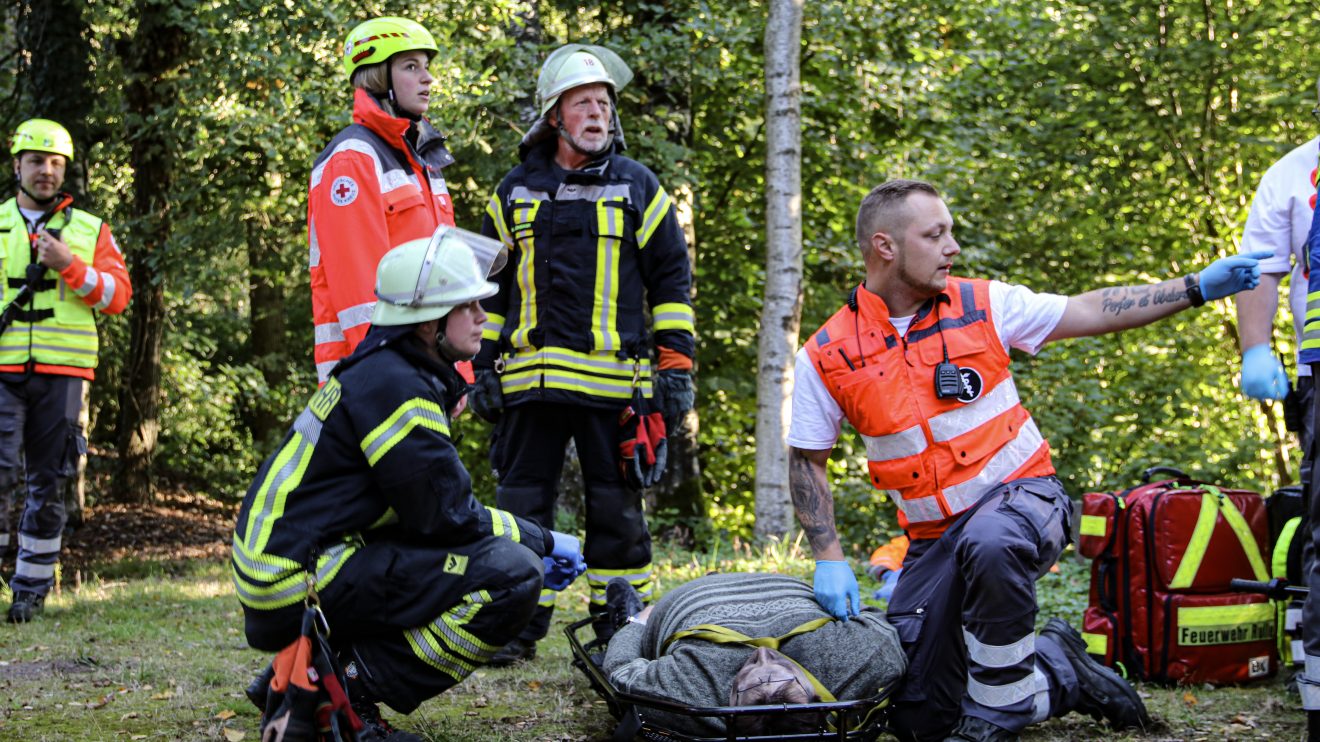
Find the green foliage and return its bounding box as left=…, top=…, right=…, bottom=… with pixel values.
left=1, top=0, right=1315, bottom=531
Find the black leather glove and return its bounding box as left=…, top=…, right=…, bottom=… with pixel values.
left=652, top=369, right=694, bottom=423
left=467, top=369, right=503, bottom=424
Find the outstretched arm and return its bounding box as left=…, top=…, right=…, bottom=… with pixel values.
left=1045, top=251, right=1268, bottom=343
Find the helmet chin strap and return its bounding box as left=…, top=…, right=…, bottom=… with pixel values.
left=15, top=178, right=59, bottom=209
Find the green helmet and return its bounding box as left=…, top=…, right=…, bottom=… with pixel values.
left=343, top=17, right=440, bottom=79
left=372, top=226, right=507, bottom=327
left=10, top=119, right=73, bottom=160
left=537, top=44, right=633, bottom=116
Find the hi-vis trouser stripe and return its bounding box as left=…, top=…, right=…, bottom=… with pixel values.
left=485, top=506, right=521, bottom=543
left=360, top=398, right=450, bottom=466
left=1302, top=656, right=1320, bottom=709
left=405, top=590, right=500, bottom=682
left=500, top=346, right=653, bottom=400
left=538, top=587, right=556, bottom=608
left=14, top=533, right=61, bottom=581
left=1303, top=290, right=1320, bottom=354
left=586, top=565, right=653, bottom=607
left=652, top=302, right=695, bottom=334
left=232, top=540, right=356, bottom=610
left=636, top=188, right=673, bottom=249
left=967, top=664, right=1049, bottom=714
left=232, top=379, right=343, bottom=609
left=508, top=200, right=542, bottom=349
left=591, top=198, right=626, bottom=351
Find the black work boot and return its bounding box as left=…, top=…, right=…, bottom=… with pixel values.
left=488, top=637, right=537, bottom=667
left=1039, top=618, right=1151, bottom=731
left=7, top=591, right=44, bottom=623
left=605, top=577, right=644, bottom=639
left=343, top=657, right=423, bottom=742
left=944, top=716, right=1018, bottom=741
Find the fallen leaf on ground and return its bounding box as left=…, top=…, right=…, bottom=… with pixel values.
left=223, top=729, right=245, bottom=742
left=1182, top=691, right=1197, bottom=706
left=150, top=691, right=173, bottom=701
left=216, top=709, right=236, bottom=720
left=527, top=680, right=542, bottom=691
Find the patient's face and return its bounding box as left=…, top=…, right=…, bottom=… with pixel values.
left=729, top=647, right=817, bottom=707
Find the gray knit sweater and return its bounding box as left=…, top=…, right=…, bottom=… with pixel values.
left=602, top=572, right=905, bottom=736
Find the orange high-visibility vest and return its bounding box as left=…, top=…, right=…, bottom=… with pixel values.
left=804, top=278, right=1054, bottom=539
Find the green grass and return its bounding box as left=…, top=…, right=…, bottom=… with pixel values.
left=0, top=542, right=1306, bottom=740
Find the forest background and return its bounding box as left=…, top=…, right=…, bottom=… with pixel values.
left=0, top=0, right=1314, bottom=555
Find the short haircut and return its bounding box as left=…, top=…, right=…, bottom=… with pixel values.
left=854, top=179, right=940, bottom=255
left=729, top=656, right=821, bottom=735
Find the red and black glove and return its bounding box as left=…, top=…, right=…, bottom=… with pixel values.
left=618, top=391, right=668, bottom=491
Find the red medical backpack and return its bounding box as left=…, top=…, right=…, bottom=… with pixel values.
left=1078, top=467, right=1276, bottom=685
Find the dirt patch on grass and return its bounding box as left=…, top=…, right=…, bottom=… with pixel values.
left=0, top=658, right=103, bottom=680
left=61, top=489, right=235, bottom=569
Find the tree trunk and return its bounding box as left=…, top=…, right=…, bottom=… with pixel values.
left=755, top=0, right=804, bottom=539
left=113, top=1, right=189, bottom=503
left=14, top=0, right=93, bottom=200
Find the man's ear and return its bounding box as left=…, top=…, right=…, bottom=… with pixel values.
left=870, top=232, right=896, bottom=261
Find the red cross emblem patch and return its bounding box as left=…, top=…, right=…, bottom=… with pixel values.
left=330, top=175, right=359, bottom=206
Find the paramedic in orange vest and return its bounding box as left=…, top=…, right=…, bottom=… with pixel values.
left=308, top=17, right=457, bottom=384
left=789, top=179, right=1268, bottom=741
left=2, top=119, right=131, bottom=623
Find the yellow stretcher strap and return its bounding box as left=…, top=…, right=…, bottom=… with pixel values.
left=663, top=618, right=837, bottom=702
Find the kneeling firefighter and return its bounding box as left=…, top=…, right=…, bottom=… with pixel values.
left=232, top=226, right=586, bottom=740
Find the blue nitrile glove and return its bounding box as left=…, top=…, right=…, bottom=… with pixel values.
left=543, top=530, right=586, bottom=591
left=813, top=560, right=861, bottom=620
left=1240, top=344, right=1289, bottom=400
left=1198, top=250, right=1271, bottom=301
left=871, top=568, right=903, bottom=602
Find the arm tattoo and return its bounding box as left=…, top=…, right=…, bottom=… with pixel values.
left=1099, top=281, right=1187, bottom=317
left=789, top=450, right=838, bottom=556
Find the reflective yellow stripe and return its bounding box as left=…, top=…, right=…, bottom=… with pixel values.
left=636, top=187, right=673, bottom=249
left=360, top=398, right=449, bottom=466
left=591, top=198, right=625, bottom=351
left=1168, top=492, right=1220, bottom=589
left=406, top=590, right=493, bottom=680
left=509, top=200, right=541, bottom=348
left=499, top=346, right=653, bottom=400
left=1079, top=514, right=1107, bottom=538
left=1275, top=516, right=1301, bottom=579
left=1082, top=631, right=1107, bottom=656
left=652, top=302, right=694, bottom=333
left=538, top=588, right=556, bottom=607
left=1176, top=603, right=1274, bottom=645
left=586, top=564, right=653, bottom=605
left=482, top=312, right=505, bottom=343
left=484, top=506, right=522, bottom=543
left=1217, top=491, right=1269, bottom=582
left=485, top=193, right=512, bottom=246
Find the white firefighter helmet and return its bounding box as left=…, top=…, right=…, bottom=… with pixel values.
left=536, top=44, right=633, bottom=116
left=371, top=226, right=507, bottom=326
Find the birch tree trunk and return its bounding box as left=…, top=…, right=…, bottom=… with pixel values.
left=754, top=0, right=804, bottom=538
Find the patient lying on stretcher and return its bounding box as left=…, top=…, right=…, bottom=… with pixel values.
left=599, top=572, right=906, bottom=736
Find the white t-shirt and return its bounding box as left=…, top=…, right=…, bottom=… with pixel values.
left=1238, top=136, right=1319, bottom=376
left=18, top=207, right=45, bottom=231
left=787, top=280, right=1068, bottom=450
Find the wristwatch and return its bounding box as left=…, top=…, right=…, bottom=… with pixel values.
left=1184, top=274, right=1205, bottom=308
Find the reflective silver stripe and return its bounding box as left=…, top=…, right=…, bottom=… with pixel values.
left=315, top=322, right=345, bottom=345
left=309, top=224, right=321, bottom=268
left=291, top=406, right=325, bottom=447
left=317, top=360, right=338, bottom=384
left=966, top=669, right=1037, bottom=708
left=92, top=274, right=116, bottom=311
left=232, top=543, right=352, bottom=608
left=538, top=588, right=556, bottom=606
left=0, top=533, right=9, bottom=547
left=964, top=629, right=1034, bottom=669
left=652, top=308, right=693, bottom=325
left=1029, top=666, right=1050, bottom=723
left=941, top=418, right=1046, bottom=514
left=483, top=317, right=504, bottom=334
left=554, top=183, right=632, bottom=204
left=505, top=348, right=644, bottom=376
left=929, top=377, right=1021, bottom=442
left=231, top=538, right=288, bottom=578
left=19, top=534, right=61, bottom=553
left=895, top=493, right=944, bottom=523
left=310, top=139, right=418, bottom=195
left=108, top=233, right=123, bottom=256
left=1302, top=655, right=1320, bottom=708
left=337, top=302, right=375, bottom=331
left=20, top=326, right=97, bottom=338
left=1294, top=640, right=1305, bottom=663
left=512, top=370, right=632, bottom=396
left=361, top=402, right=448, bottom=464
left=429, top=175, right=449, bottom=196
left=75, top=268, right=100, bottom=296
left=250, top=429, right=315, bottom=545
left=15, top=560, right=56, bottom=579
left=863, top=425, right=928, bottom=461
left=1288, top=606, right=1303, bottom=630
left=509, top=186, right=550, bottom=202
left=0, top=343, right=96, bottom=357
